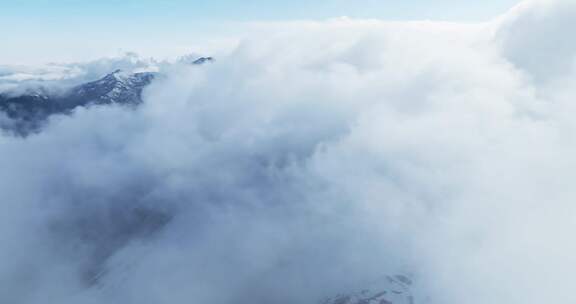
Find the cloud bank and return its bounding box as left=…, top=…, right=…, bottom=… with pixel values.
left=2, top=0, right=576, bottom=303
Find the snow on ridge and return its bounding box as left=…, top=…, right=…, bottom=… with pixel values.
left=321, top=275, right=415, bottom=304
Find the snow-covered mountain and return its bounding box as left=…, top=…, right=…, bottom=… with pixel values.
left=0, top=70, right=154, bottom=135
left=321, top=275, right=415, bottom=304
left=0, top=57, right=213, bottom=135
left=66, top=69, right=155, bottom=106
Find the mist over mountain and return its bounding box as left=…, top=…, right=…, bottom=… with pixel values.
left=0, top=71, right=151, bottom=134
left=1, top=1, right=576, bottom=303
left=0, top=57, right=213, bottom=135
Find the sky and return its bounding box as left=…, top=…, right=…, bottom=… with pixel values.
left=1, top=0, right=522, bottom=64
left=2, top=0, right=522, bottom=20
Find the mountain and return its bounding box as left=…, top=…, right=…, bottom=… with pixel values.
left=0, top=70, right=155, bottom=135
left=192, top=56, right=214, bottom=64
left=321, top=275, right=415, bottom=304
left=0, top=57, right=213, bottom=136
left=65, top=69, right=155, bottom=106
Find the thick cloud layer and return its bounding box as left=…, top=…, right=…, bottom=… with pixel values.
left=2, top=1, right=576, bottom=303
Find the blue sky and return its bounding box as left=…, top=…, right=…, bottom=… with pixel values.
left=1, top=0, right=522, bottom=64
left=2, top=0, right=521, bottom=20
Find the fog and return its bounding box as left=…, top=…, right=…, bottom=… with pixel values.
left=1, top=0, right=576, bottom=303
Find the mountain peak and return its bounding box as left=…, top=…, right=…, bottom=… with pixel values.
left=193, top=57, right=214, bottom=65
left=0, top=59, right=214, bottom=136
left=0, top=69, right=158, bottom=136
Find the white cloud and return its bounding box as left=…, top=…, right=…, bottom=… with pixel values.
left=496, top=0, right=576, bottom=81
left=1, top=1, right=576, bottom=303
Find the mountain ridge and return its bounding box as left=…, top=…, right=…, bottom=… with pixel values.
left=0, top=57, right=214, bottom=136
